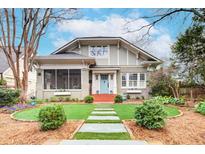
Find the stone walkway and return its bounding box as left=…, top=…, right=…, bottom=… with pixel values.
left=59, top=104, right=147, bottom=144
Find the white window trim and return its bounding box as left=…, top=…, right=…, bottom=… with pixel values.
left=88, top=45, right=109, bottom=59
left=121, top=73, right=146, bottom=89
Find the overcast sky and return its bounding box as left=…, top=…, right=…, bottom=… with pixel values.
left=38, top=8, right=192, bottom=61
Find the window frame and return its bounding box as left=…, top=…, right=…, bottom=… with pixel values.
left=121, top=73, right=146, bottom=89
left=43, top=69, right=82, bottom=91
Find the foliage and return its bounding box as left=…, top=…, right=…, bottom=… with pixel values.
left=148, top=68, right=180, bottom=97
left=126, top=94, right=130, bottom=99
left=135, top=100, right=167, bottom=129
left=38, top=105, right=66, bottom=131
left=50, top=96, right=59, bottom=102
left=0, top=79, right=7, bottom=85
left=172, top=24, right=205, bottom=86
left=27, top=98, right=47, bottom=104
left=151, top=96, right=185, bottom=105
left=84, top=95, right=94, bottom=103
left=0, top=88, right=20, bottom=106
left=49, top=96, right=76, bottom=102
left=195, top=101, right=205, bottom=115
left=114, top=95, right=123, bottom=103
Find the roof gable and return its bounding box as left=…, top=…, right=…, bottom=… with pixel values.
left=52, top=37, right=162, bottom=62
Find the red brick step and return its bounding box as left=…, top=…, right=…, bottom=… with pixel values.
left=92, top=94, right=116, bottom=103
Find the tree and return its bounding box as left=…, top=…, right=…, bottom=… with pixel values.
left=0, top=9, right=78, bottom=101
left=148, top=67, right=180, bottom=98
left=125, top=8, right=205, bottom=40
left=171, top=25, right=205, bottom=85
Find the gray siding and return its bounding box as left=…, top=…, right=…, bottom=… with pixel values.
left=110, top=45, right=118, bottom=65
left=128, top=51, right=136, bottom=65
left=119, top=47, right=127, bottom=65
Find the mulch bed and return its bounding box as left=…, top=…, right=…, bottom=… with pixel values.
left=0, top=113, right=83, bottom=145
left=124, top=107, right=205, bottom=145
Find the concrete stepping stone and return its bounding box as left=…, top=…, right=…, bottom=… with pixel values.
left=94, top=108, right=114, bottom=111
left=87, top=116, right=120, bottom=120
left=78, top=123, right=127, bottom=133
left=60, top=140, right=147, bottom=145
left=91, top=111, right=117, bottom=115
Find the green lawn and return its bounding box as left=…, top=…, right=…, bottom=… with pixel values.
left=13, top=104, right=95, bottom=121
left=74, top=132, right=131, bottom=140
left=114, top=104, right=180, bottom=119
left=13, top=103, right=180, bottom=121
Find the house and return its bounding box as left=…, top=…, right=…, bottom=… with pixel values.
left=0, top=49, right=36, bottom=97
left=34, top=37, right=162, bottom=101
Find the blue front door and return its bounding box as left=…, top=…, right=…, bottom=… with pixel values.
left=100, top=74, right=109, bottom=94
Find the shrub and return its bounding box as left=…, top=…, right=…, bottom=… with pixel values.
left=195, top=101, right=205, bottom=115
left=135, top=100, right=167, bottom=129
left=84, top=95, right=94, bottom=103
left=64, top=96, right=71, bottom=102
left=27, top=98, right=46, bottom=104
left=114, top=95, right=123, bottom=103
left=0, top=79, right=7, bottom=85
left=0, top=88, right=20, bottom=106
left=50, top=96, right=59, bottom=102
left=151, top=96, right=185, bottom=105
left=126, top=94, right=130, bottom=100
left=38, top=105, right=66, bottom=131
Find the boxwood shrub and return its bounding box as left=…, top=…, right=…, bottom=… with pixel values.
left=135, top=100, right=167, bottom=129
left=0, top=88, right=20, bottom=106
left=38, top=105, right=66, bottom=131
left=84, top=95, right=94, bottom=103
left=114, top=95, right=123, bottom=103
left=195, top=101, right=205, bottom=115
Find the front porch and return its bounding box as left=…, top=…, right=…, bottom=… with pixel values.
left=90, top=68, right=119, bottom=95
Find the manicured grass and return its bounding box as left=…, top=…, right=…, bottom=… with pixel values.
left=74, top=132, right=131, bottom=140
left=114, top=104, right=180, bottom=120
left=86, top=120, right=122, bottom=123
left=163, top=106, right=180, bottom=118
left=13, top=104, right=95, bottom=121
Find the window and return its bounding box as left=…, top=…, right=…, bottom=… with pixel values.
left=44, top=69, right=81, bottom=90
left=121, top=74, right=127, bottom=87
left=69, top=69, right=81, bottom=89
left=89, top=46, right=108, bottom=58
left=121, top=73, right=146, bottom=88
left=139, top=73, right=146, bottom=88
left=57, top=70, right=68, bottom=89
left=44, top=70, right=56, bottom=89
left=129, top=74, right=138, bottom=87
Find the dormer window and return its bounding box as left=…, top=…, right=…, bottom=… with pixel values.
left=89, top=46, right=108, bottom=58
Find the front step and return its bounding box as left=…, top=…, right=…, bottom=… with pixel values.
left=92, top=94, right=116, bottom=103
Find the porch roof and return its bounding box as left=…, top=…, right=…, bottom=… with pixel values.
left=34, top=52, right=96, bottom=64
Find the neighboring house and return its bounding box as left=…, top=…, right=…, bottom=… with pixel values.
left=34, top=37, right=162, bottom=100
left=0, top=50, right=36, bottom=97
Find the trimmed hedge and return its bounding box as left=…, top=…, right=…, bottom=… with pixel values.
left=195, top=101, right=205, bottom=115
left=38, top=105, right=66, bottom=131
left=135, top=100, right=167, bottom=129
left=114, top=95, right=123, bottom=103
left=0, top=88, right=20, bottom=106
left=84, top=95, right=94, bottom=103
